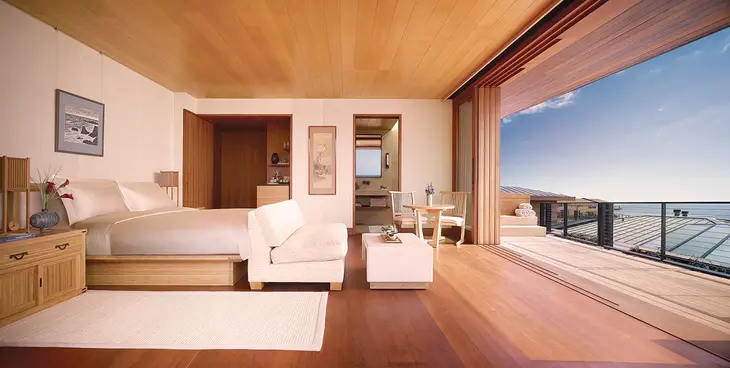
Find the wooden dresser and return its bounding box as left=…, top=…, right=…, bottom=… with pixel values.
left=0, top=229, right=86, bottom=326
left=256, top=185, right=290, bottom=207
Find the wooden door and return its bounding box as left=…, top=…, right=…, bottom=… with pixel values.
left=0, top=266, right=38, bottom=320
left=40, top=254, right=81, bottom=303
left=453, top=89, right=476, bottom=244
left=218, top=128, right=267, bottom=208
left=183, top=110, right=215, bottom=209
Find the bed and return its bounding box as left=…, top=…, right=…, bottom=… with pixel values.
left=52, top=179, right=252, bottom=286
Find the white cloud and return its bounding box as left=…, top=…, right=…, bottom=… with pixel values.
left=518, top=90, right=579, bottom=115
left=501, top=116, right=513, bottom=125
left=649, top=67, right=662, bottom=74
left=722, top=43, right=730, bottom=54
left=657, top=107, right=664, bottom=112
left=615, top=70, right=627, bottom=76
left=676, top=50, right=703, bottom=61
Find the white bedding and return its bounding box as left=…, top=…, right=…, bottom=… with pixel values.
left=72, top=208, right=252, bottom=259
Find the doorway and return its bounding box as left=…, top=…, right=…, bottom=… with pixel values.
left=182, top=111, right=292, bottom=209
left=352, top=115, right=402, bottom=234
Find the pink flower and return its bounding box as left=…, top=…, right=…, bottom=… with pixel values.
left=60, top=193, right=74, bottom=200
left=46, top=181, right=56, bottom=194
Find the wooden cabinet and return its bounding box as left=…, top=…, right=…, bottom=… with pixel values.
left=256, top=185, right=290, bottom=207
left=0, top=230, right=86, bottom=326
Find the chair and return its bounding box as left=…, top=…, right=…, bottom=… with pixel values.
left=389, top=191, right=427, bottom=237
left=438, top=191, right=469, bottom=246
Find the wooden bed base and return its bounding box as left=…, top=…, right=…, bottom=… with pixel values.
left=86, top=255, right=245, bottom=286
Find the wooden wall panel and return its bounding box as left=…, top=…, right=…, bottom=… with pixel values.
left=218, top=128, right=267, bottom=209
left=500, top=193, right=531, bottom=216
left=182, top=110, right=214, bottom=209
left=475, top=86, right=501, bottom=245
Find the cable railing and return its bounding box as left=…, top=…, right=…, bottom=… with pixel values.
left=536, top=200, right=730, bottom=279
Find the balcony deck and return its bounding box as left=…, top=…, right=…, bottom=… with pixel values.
left=502, top=235, right=730, bottom=361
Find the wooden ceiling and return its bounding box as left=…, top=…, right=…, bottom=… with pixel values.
left=355, top=117, right=399, bottom=131
left=486, top=0, right=730, bottom=116
left=8, top=0, right=560, bottom=99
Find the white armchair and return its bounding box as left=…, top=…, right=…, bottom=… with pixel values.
left=247, top=200, right=348, bottom=291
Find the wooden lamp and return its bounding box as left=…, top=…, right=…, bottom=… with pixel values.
left=158, top=171, right=180, bottom=206
left=1, top=156, right=31, bottom=234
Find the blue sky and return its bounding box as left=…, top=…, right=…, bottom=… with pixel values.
left=501, top=27, right=730, bottom=202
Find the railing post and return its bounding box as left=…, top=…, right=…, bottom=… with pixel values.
left=660, top=203, right=667, bottom=260
left=543, top=203, right=552, bottom=233
left=597, top=203, right=605, bottom=247
left=563, top=203, right=568, bottom=237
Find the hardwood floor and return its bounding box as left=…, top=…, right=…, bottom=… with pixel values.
left=1, top=236, right=728, bottom=367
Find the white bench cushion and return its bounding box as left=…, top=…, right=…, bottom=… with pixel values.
left=253, top=200, right=305, bottom=247
left=270, top=223, right=348, bottom=264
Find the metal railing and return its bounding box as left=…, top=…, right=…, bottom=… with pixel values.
left=536, top=201, right=730, bottom=279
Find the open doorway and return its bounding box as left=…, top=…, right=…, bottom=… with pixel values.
left=182, top=111, right=292, bottom=209
left=352, top=115, right=401, bottom=234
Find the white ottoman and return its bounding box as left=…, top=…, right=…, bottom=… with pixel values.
left=361, top=233, right=433, bottom=289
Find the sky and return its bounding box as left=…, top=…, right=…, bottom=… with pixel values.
left=500, top=27, right=730, bottom=202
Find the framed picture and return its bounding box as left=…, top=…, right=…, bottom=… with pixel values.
left=55, top=89, right=105, bottom=157
left=308, top=126, right=336, bottom=195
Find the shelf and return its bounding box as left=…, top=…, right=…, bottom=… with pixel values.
left=269, top=163, right=290, bottom=167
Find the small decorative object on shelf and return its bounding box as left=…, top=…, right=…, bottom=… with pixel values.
left=30, top=166, right=73, bottom=233
left=271, top=152, right=280, bottom=164
left=283, top=141, right=290, bottom=151
left=425, top=182, right=435, bottom=206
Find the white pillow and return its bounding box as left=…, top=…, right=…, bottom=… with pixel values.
left=57, top=179, right=129, bottom=225
left=117, top=182, right=177, bottom=211
left=253, top=199, right=305, bottom=247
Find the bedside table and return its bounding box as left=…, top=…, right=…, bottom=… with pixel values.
left=0, top=229, right=86, bottom=327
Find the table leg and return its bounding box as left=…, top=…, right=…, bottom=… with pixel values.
left=432, top=210, right=442, bottom=248
left=415, top=209, right=424, bottom=240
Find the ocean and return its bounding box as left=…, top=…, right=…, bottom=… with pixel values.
left=614, top=203, right=730, bottom=221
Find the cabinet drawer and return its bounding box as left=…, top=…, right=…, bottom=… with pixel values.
left=0, top=234, right=83, bottom=269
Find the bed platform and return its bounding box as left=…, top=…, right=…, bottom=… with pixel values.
left=86, top=255, right=245, bottom=286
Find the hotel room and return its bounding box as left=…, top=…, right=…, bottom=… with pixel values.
left=2, top=0, right=730, bottom=366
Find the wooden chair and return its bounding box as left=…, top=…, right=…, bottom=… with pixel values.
left=389, top=191, right=426, bottom=237
left=438, top=191, right=469, bottom=246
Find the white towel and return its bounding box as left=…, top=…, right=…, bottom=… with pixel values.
left=518, top=203, right=533, bottom=210
left=515, top=208, right=537, bottom=217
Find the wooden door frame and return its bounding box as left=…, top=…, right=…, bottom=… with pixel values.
left=183, top=112, right=293, bottom=207
left=352, top=114, right=403, bottom=235
left=452, top=87, right=477, bottom=244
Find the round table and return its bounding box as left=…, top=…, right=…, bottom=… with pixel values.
left=403, top=204, right=455, bottom=248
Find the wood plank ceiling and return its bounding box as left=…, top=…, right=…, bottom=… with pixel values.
left=488, top=0, right=730, bottom=116
left=7, top=0, right=559, bottom=99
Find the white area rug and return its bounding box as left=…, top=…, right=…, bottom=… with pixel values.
left=0, top=290, right=328, bottom=351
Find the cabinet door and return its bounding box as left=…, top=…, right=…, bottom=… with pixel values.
left=0, top=266, right=39, bottom=320
left=40, top=254, right=81, bottom=303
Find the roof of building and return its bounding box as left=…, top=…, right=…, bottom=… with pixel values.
left=501, top=186, right=575, bottom=201
left=565, top=215, right=730, bottom=267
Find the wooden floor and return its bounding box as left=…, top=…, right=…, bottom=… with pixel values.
left=502, top=236, right=730, bottom=362
left=1, top=236, right=729, bottom=367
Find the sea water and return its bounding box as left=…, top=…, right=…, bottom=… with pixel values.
left=615, top=203, right=730, bottom=220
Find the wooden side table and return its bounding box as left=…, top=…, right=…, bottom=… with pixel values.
left=0, top=229, right=86, bottom=326
left=403, top=204, right=455, bottom=248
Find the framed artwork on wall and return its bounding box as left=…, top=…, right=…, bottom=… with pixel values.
left=308, top=126, right=336, bottom=195
left=55, top=89, right=105, bottom=157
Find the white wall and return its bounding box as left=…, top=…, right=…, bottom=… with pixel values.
left=190, top=99, right=452, bottom=227
left=0, top=1, right=174, bottom=182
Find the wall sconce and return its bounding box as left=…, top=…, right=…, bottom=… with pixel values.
left=385, top=153, right=390, bottom=169
left=157, top=171, right=180, bottom=206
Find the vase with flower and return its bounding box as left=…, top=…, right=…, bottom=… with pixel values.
left=425, top=182, right=435, bottom=206
left=30, top=167, right=73, bottom=232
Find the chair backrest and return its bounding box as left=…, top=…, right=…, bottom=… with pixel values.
left=441, top=191, right=469, bottom=218
left=389, top=191, right=415, bottom=218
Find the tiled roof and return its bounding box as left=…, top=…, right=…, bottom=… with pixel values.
left=501, top=186, right=574, bottom=199
left=565, top=215, right=730, bottom=266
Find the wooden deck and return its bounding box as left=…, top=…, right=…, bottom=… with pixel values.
left=502, top=236, right=730, bottom=362
left=0, top=236, right=728, bottom=367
